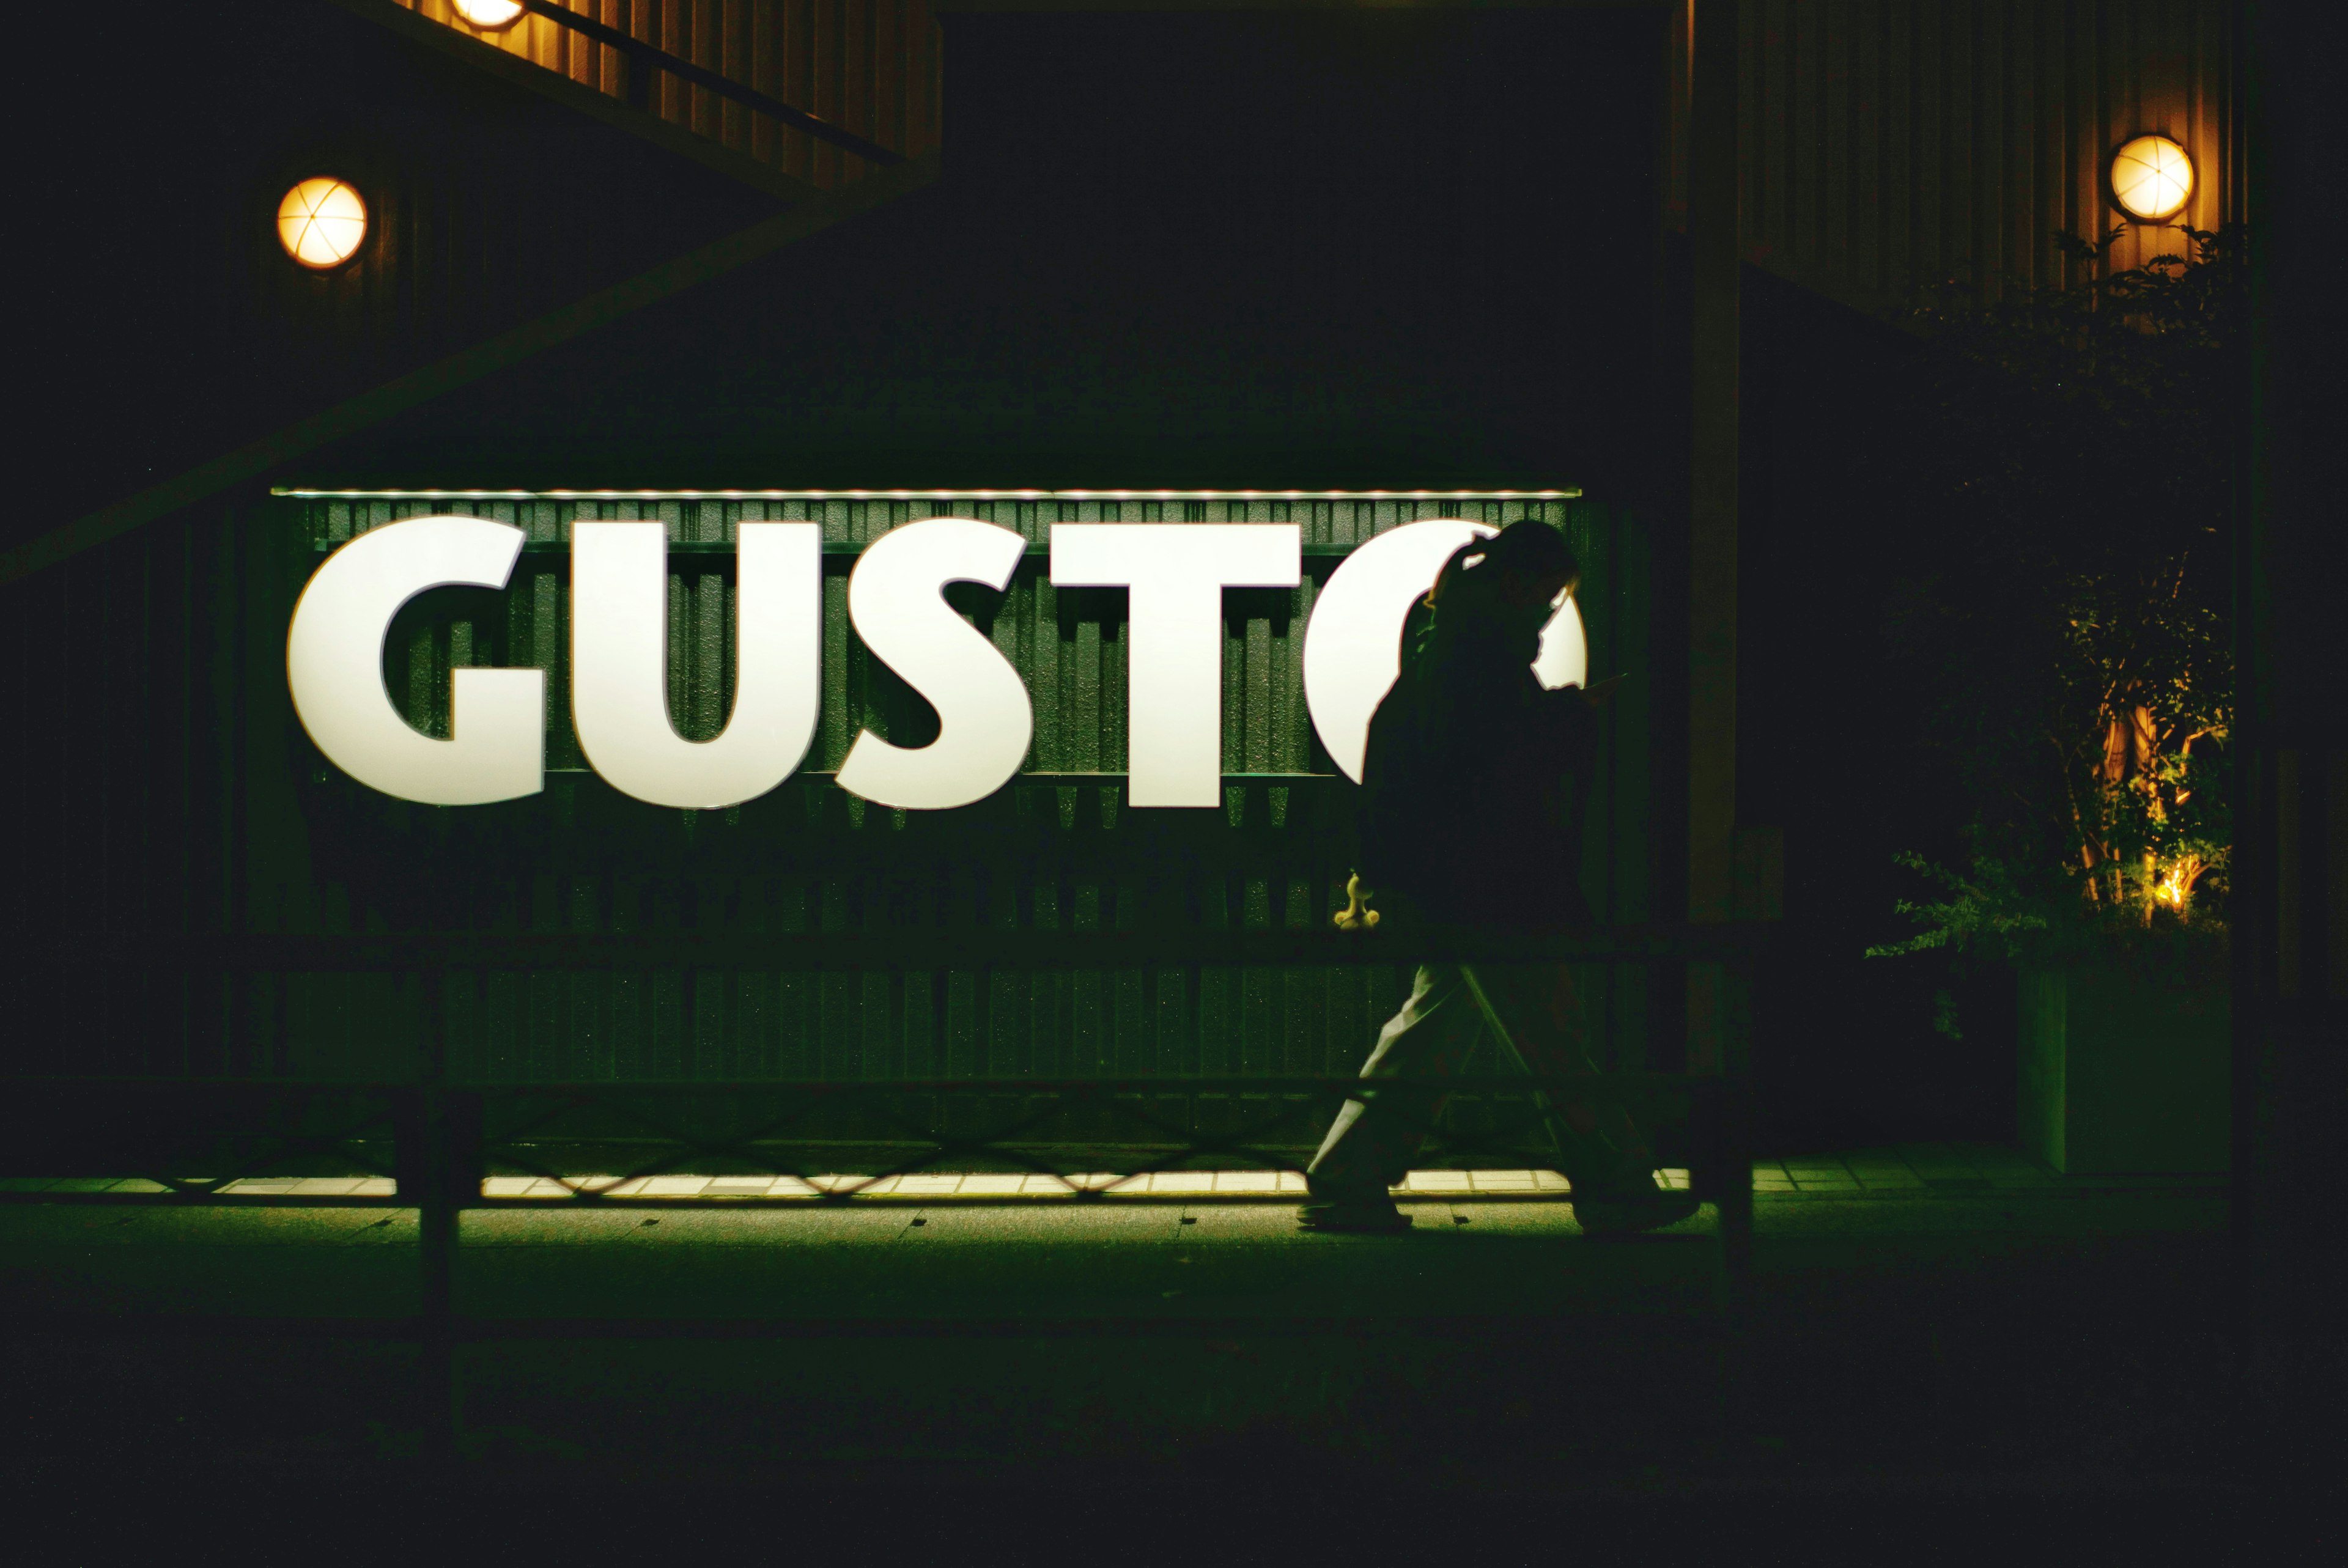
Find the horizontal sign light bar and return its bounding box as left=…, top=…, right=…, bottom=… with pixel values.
left=273, top=487, right=1582, bottom=502
left=312, top=539, right=1442, bottom=559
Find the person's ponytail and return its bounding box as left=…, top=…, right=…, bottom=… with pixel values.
left=1425, top=536, right=1490, bottom=611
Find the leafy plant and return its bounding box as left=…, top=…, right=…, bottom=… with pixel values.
left=1864, top=847, right=2050, bottom=963
left=1864, top=224, right=2242, bottom=1016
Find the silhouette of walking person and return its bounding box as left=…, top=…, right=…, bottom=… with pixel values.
left=1302, top=520, right=1701, bottom=1235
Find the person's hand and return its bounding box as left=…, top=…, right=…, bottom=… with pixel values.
left=1573, top=673, right=1628, bottom=708
left=1333, top=872, right=1380, bottom=931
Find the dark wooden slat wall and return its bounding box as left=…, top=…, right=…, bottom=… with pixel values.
left=1667, top=1, right=2238, bottom=312
left=0, top=498, right=1653, bottom=1091
left=1, top=513, right=247, bottom=1080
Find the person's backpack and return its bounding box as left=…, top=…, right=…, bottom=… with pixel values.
left=1351, top=595, right=1600, bottom=926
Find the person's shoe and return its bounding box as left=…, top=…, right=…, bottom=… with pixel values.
left=1570, top=1186, right=1702, bottom=1236
left=1568, top=1169, right=1700, bottom=1239
left=1297, top=1199, right=1414, bottom=1234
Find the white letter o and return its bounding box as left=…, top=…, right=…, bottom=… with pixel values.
left=1302, top=520, right=1587, bottom=784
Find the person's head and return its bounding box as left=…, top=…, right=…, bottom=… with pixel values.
left=1428, top=521, right=1581, bottom=646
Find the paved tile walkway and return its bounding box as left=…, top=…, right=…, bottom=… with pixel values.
left=0, top=1144, right=2223, bottom=1204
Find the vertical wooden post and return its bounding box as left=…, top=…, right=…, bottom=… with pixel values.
left=1692, top=1027, right=1756, bottom=1454
left=1716, top=952, right=1755, bottom=1283
left=415, top=964, right=460, bottom=1467
left=2239, top=0, right=2348, bottom=1407
left=618, top=0, right=654, bottom=112
left=1685, top=0, right=1742, bottom=1071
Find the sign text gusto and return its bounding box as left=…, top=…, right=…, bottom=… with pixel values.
left=287, top=517, right=1586, bottom=810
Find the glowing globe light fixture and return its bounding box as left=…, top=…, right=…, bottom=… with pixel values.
left=2109, top=134, right=2194, bottom=223
left=451, top=0, right=526, bottom=28
left=276, top=177, right=367, bottom=269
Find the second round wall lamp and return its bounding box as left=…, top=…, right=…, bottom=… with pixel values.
left=2109, top=134, right=2194, bottom=223
left=277, top=177, right=368, bottom=269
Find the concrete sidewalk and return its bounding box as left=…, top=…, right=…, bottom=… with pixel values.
left=0, top=1142, right=2268, bottom=1515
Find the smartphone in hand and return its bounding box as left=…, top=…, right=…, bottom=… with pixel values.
left=1577, top=672, right=1630, bottom=706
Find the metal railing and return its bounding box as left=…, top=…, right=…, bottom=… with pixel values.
left=511, top=0, right=909, bottom=165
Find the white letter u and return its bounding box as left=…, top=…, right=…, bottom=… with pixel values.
left=571, top=521, right=821, bottom=810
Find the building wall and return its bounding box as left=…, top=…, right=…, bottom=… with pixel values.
left=0, top=498, right=1653, bottom=1094
left=1669, top=0, right=2239, bottom=312
left=9, top=1, right=801, bottom=537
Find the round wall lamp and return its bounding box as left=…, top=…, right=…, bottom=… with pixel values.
left=451, top=1, right=526, bottom=28
left=2109, top=134, right=2195, bottom=223
left=277, top=177, right=369, bottom=270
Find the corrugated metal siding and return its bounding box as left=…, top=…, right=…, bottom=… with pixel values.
left=232, top=20, right=810, bottom=468
left=398, top=0, right=942, bottom=187
left=0, top=497, right=1654, bottom=1097
left=0, top=510, right=249, bottom=1079
left=243, top=154, right=781, bottom=432
left=1672, top=1, right=2238, bottom=311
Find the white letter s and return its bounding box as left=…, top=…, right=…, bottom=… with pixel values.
left=836, top=518, right=1033, bottom=811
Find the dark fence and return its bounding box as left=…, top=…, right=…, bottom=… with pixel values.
left=3, top=920, right=1760, bottom=1464
left=4, top=920, right=1752, bottom=1166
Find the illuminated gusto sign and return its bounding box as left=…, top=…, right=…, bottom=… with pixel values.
left=287, top=515, right=1586, bottom=811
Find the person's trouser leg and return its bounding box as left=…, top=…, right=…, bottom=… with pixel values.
left=1455, top=962, right=1657, bottom=1193
left=1463, top=963, right=1698, bottom=1231
left=1308, top=959, right=1677, bottom=1215
left=1304, top=963, right=1484, bottom=1204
